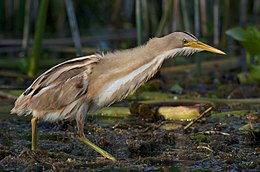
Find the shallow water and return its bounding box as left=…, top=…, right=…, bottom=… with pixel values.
left=0, top=95, right=260, bottom=171
left=1, top=57, right=260, bottom=170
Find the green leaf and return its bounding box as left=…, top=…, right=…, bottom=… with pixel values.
left=226, top=26, right=260, bottom=58
left=226, top=27, right=248, bottom=41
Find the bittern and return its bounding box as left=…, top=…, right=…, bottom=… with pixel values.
left=11, top=32, right=225, bottom=161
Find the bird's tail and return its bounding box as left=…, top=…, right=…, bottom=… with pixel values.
left=10, top=94, right=32, bottom=116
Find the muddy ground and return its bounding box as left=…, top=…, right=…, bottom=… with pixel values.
left=0, top=58, right=260, bottom=171
left=1, top=95, right=260, bottom=171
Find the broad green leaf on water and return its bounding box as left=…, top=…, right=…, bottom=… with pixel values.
left=158, top=106, right=200, bottom=121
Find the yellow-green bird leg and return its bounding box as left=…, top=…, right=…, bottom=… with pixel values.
left=78, top=136, right=116, bottom=161
left=31, top=117, right=37, bottom=150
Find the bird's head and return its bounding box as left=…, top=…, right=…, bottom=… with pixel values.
left=148, top=31, right=225, bottom=59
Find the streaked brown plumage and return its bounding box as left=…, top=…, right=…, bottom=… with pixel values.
left=11, top=32, right=225, bottom=161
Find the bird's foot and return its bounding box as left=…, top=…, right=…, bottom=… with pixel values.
left=78, top=136, right=116, bottom=161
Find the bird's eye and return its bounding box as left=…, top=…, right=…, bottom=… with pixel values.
left=183, top=39, right=188, bottom=44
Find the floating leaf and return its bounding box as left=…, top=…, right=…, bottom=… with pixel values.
left=158, top=106, right=200, bottom=121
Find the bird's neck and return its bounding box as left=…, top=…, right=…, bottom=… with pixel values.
left=104, top=37, right=167, bottom=70
left=89, top=39, right=167, bottom=108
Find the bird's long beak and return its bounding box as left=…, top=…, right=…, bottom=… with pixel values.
left=186, top=41, right=226, bottom=55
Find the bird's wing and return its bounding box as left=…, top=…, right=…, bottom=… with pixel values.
left=12, top=55, right=101, bottom=113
